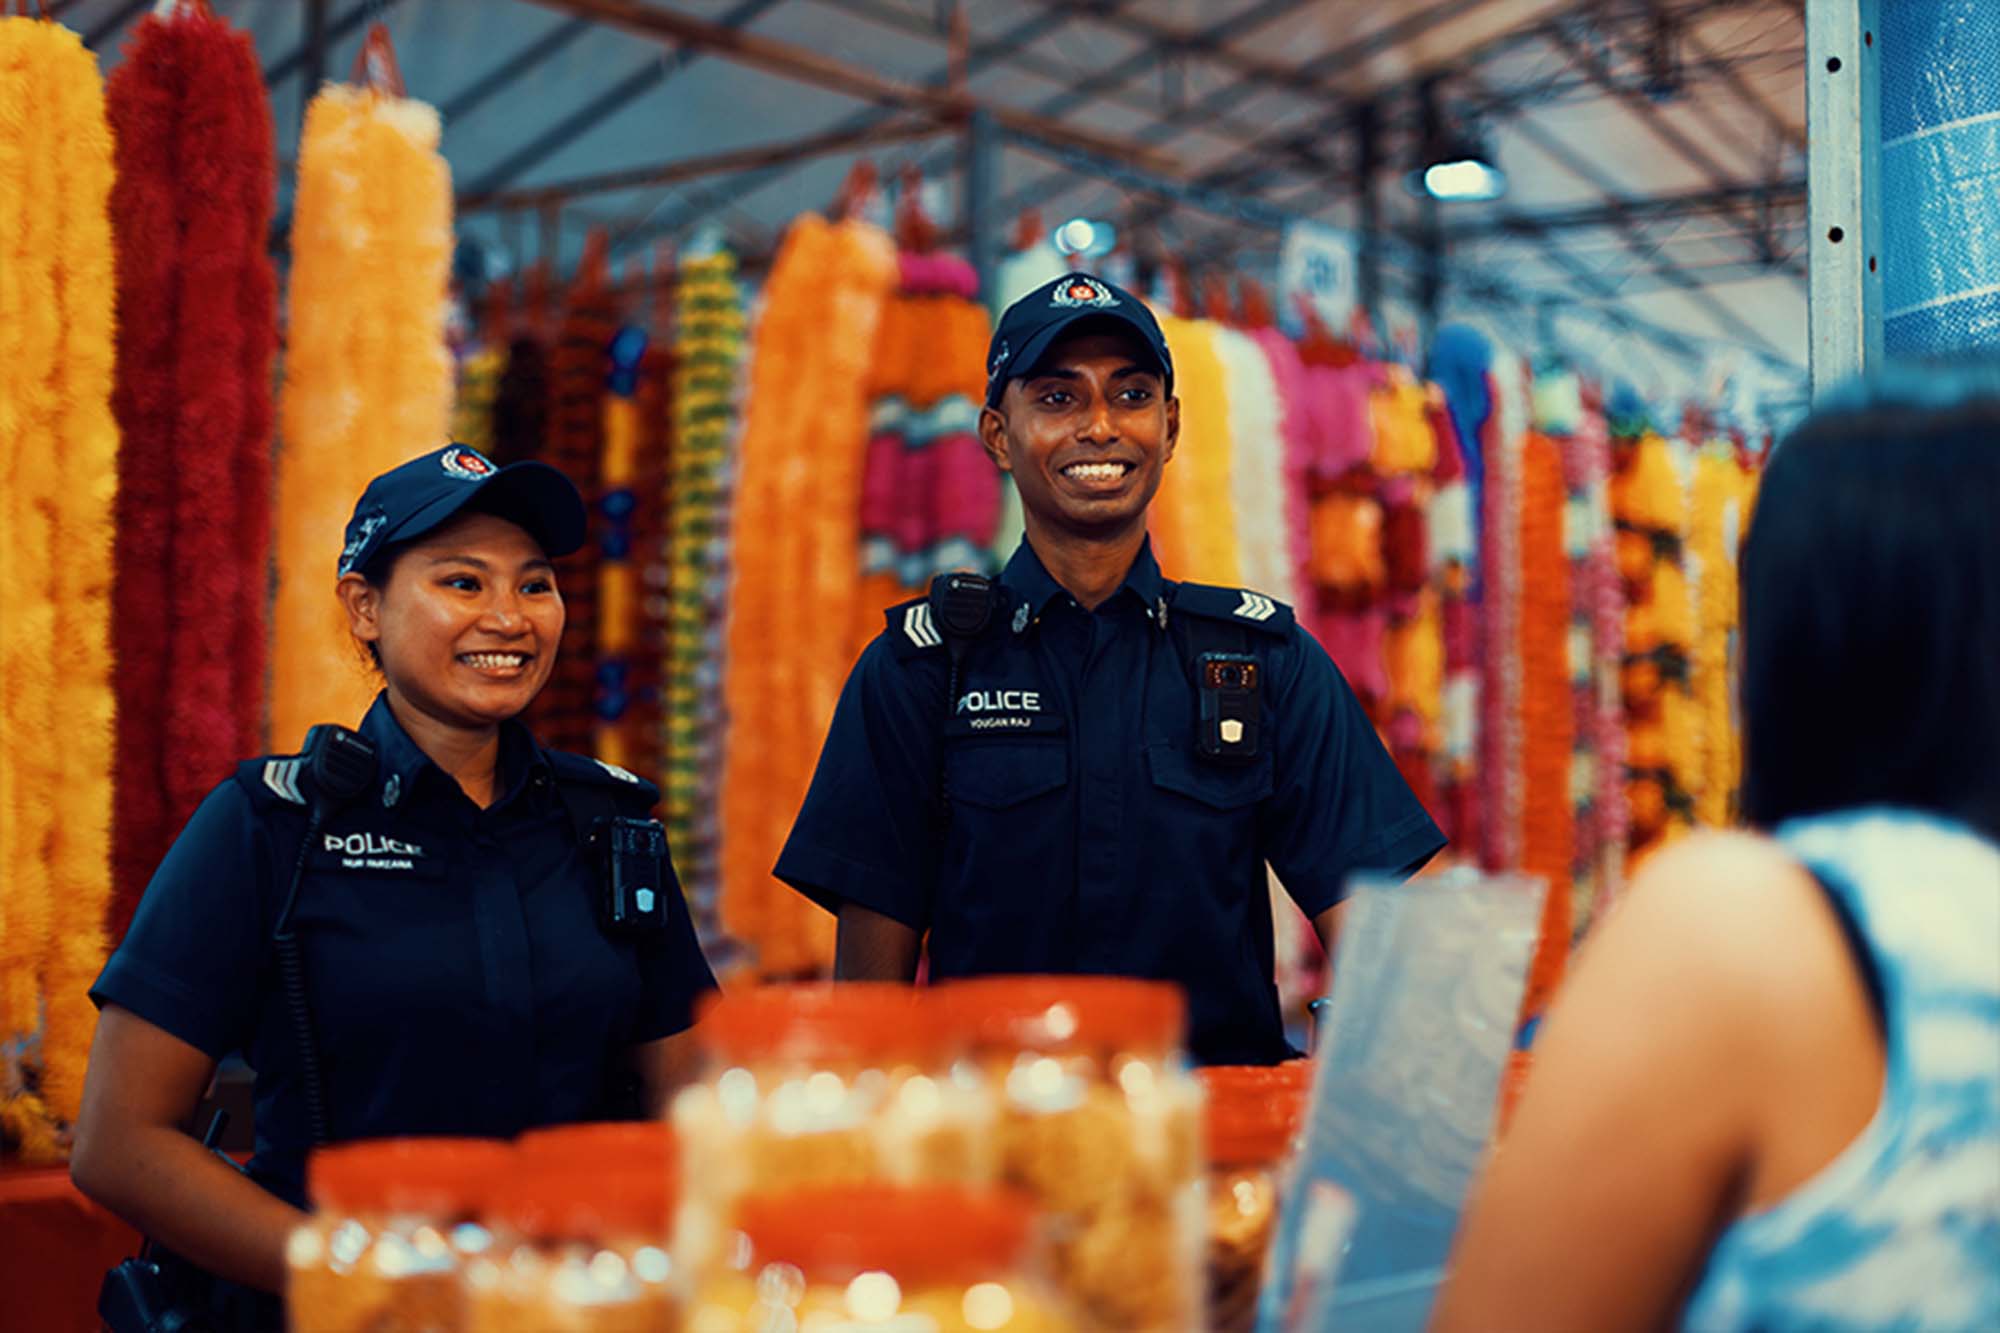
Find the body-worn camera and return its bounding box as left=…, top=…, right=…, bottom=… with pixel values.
left=1197, top=651, right=1263, bottom=762
left=591, top=816, right=674, bottom=935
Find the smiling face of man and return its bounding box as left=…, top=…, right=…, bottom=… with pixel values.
left=979, top=322, right=1180, bottom=545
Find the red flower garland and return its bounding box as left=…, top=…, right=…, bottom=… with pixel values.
left=527, top=236, right=616, bottom=753
left=106, top=10, right=275, bottom=940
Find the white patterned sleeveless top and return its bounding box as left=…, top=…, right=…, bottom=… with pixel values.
left=1683, top=809, right=2000, bottom=1332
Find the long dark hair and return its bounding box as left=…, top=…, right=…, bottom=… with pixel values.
left=1739, top=364, right=2000, bottom=842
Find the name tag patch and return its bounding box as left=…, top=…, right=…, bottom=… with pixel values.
left=322, top=831, right=427, bottom=872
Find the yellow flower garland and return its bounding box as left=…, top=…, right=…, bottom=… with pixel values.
left=1148, top=315, right=1239, bottom=584
left=1611, top=430, right=1696, bottom=866
left=271, top=84, right=453, bottom=749
left=0, top=17, right=119, bottom=1150
left=1688, top=444, right=1756, bottom=826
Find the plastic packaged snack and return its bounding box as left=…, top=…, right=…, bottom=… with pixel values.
left=288, top=1137, right=511, bottom=1333
left=939, top=976, right=1205, bottom=1331
left=688, top=1183, right=1071, bottom=1332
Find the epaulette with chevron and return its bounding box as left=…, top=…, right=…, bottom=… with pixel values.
left=232, top=749, right=317, bottom=809
left=1168, top=582, right=1296, bottom=636
left=884, top=596, right=947, bottom=659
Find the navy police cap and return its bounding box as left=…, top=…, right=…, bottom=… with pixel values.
left=337, top=444, right=588, bottom=578
left=984, top=271, right=1173, bottom=409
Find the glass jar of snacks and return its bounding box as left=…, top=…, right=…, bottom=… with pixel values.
left=1200, top=1062, right=1312, bottom=1332
left=463, top=1125, right=677, bottom=1333
left=688, top=1184, right=1071, bottom=1332
left=289, top=1137, right=510, bottom=1333
left=939, top=976, right=1204, bottom=1332
left=670, top=985, right=995, bottom=1275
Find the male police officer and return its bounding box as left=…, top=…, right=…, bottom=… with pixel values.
left=775, top=272, right=1444, bottom=1064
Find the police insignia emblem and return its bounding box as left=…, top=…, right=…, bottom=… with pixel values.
left=440, top=446, right=497, bottom=481
left=1050, top=276, right=1119, bottom=309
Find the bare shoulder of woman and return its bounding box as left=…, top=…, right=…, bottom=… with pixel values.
left=1433, top=831, right=1883, bottom=1331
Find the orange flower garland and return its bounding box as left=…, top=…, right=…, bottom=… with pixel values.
left=1516, top=432, right=1575, bottom=1020
left=720, top=216, right=897, bottom=977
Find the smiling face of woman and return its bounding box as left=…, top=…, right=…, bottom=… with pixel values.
left=338, top=510, right=564, bottom=733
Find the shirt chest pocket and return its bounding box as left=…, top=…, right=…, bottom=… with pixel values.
left=945, top=737, right=1069, bottom=809
left=1145, top=742, right=1272, bottom=811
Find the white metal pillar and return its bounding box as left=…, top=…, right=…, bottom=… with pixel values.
left=1805, top=0, right=1882, bottom=400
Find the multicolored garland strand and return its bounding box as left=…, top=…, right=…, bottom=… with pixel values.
left=591, top=331, right=645, bottom=773
left=856, top=251, right=996, bottom=638
left=720, top=217, right=897, bottom=976
left=105, top=7, right=276, bottom=942
left=1611, top=428, right=1696, bottom=864
left=0, top=17, right=119, bottom=1152
left=666, top=250, right=743, bottom=946
left=271, top=82, right=453, bottom=750
left=1550, top=383, right=1627, bottom=929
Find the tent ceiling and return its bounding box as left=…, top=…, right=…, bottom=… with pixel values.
left=64, top=0, right=1809, bottom=385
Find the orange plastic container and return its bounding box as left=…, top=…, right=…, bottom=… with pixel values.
left=1200, top=1063, right=1313, bottom=1332
left=692, top=1184, right=1072, bottom=1331
left=671, top=985, right=996, bottom=1277
left=937, top=976, right=1205, bottom=1332
left=288, top=1137, right=511, bottom=1333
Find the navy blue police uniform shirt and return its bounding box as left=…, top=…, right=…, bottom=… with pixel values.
left=775, top=539, right=1445, bottom=1066
left=91, top=693, right=716, bottom=1207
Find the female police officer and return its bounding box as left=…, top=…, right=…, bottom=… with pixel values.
left=777, top=273, right=1444, bottom=1066
left=70, top=445, right=715, bottom=1312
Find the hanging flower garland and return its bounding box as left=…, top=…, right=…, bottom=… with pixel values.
left=590, top=325, right=647, bottom=773
left=1478, top=361, right=1529, bottom=873
left=1428, top=398, right=1479, bottom=851
left=1610, top=426, right=1695, bottom=864
left=1213, top=325, right=1293, bottom=604
left=1687, top=441, right=1756, bottom=828
left=721, top=217, right=897, bottom=977
left=271, top=76, right=453, bottom=750
left=1554, top=392, right=1627, bottom=927
left=666, top=249, right=744, bottom=949
left=450, top=345, right=503, bottom=457
left=490, top=334, right=550, bottom=466
left=1149, top=315, right=1240, bottom=584
left=855, top=251, right=995, bottom=649
left=1516, top=430, right=1575, bottom=1021
left=1251, top=329, right=1315, bottom=610
left=104, top=4, right=277, bottom=943
left=0, top=15, right=119, bottom=1153
left=526, top=233, right=617, bottom=754
left=628, top=340, right=674, bottom=791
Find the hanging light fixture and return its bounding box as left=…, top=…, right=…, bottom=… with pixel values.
left=1054, top=216, right=1117, bottom=258
left=1409, top=80, right=1507, bottom=202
